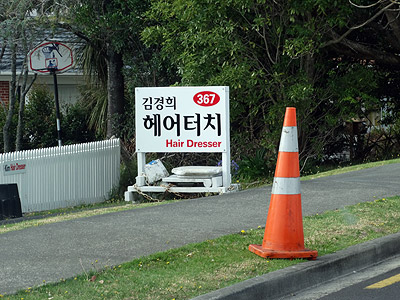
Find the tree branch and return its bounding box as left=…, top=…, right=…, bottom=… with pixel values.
left=385, top=9, right=400, bottom=43
left=24, top=73, right=37, bottom=95
left=0, top=41, right=6, bottom=63
left=322, top=1, right=396, bottom=48
left=57, top=22, right=91, bottom=43
left=56, top=22, right=109, bottom=61
left=349, top=0, right=385, bottom=9
left=329, top=31, right=400, bottom=66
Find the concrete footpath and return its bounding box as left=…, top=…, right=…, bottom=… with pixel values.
left=1, top=163, right=400, bottom=297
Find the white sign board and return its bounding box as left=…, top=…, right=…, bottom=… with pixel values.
left=135, top=86, right=229, bottom=153
left=3, top=160, right=27, bottom=176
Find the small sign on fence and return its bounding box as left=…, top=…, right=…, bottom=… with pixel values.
left=3, top=160, right=27, bottom=176
left=0, top=140, right=120, bottom=213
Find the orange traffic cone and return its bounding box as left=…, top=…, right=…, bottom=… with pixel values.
left=249, top=107, right=318, bottom=260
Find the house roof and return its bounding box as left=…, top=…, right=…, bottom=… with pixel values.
left=0, top=27, right=84, bottom=76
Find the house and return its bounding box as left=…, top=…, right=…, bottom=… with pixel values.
left=0, top=29, right=86, bottom=109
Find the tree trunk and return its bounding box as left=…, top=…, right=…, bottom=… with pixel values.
left=15, top=90, right=25, bottom=151
left=3, top=43, right=17, bottom=153
left=16, top=72, right=36, bottom=151
left=304, top=54, right=315, bottom=83
left=106, top=47, right=125, bottom=138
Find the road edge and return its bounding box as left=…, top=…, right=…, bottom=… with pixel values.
left=192, top=231, right=400, bottom=300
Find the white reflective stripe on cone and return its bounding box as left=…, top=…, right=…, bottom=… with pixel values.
left=271, top=177, right=301, bottom=195
left=278, top=126, right=298, bottom=152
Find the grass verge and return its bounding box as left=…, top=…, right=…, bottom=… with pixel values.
left=2, top=195, right=400, bottom=300
left=0, top=201, right=181, bottom=235
left=301, top=157, right=400, bottom=180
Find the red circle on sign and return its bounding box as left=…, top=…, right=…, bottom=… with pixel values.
left=193, top=91, right=220, bottom=106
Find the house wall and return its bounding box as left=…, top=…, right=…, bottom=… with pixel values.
left=0, top=81, right=9, bottom=106
left=33, top=75, right=83, bottom=107
left=0, top=73, right=85, bottom=108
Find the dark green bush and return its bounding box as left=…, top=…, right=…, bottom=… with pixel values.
left=24, top=84, right=58, bottom=149
left=237, top=148, right=275, bottom=181
left=24, top=84, right=97, bottom=149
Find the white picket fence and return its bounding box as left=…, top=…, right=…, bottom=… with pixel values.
left=0, top=139, right=120, bottom=213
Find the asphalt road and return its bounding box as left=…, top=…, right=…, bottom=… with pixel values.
left=286, top=255, right=400, bottom=300
left=1, top=163, right=400, bottom=295
left=321, top=266, right=400, bottom=300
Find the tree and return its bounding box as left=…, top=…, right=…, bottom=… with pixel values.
left=24, top=84, right=57, bottom=149
left=142, top=0, right=381, bottom=167
left=0, top=0, right=38, bottom=152
left=16, top=32, right=37, bottom=151
left=44, top=0, right=151, bottom=138
left=22, top=84, right=96, bottom=149
left=322, top=0, right=400, bottom=67
left=318, top=0, right=400, bottom=160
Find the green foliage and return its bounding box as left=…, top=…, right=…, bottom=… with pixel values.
left=24, top=84, right=58, bottom=149
left=18, top=0, right=397, bottom=182
left=71, top=0, right=149, bottom=52
left=78, top=84, right=108, bottom=138
left=62, top=101, right=97, bottom=145
left=142, top=0, right=380, bottom=168
left=57, top=0, right=157, bottom=139
left=237, top=148, right=274, bottom=181
left=139, top=0, right=400, bottom=181
left=24, top=84, right=97, bottom=150
left=115, top=158, right=138, bottom=199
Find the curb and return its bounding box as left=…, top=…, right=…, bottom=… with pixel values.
left=192, top=231, right=400, bottom=300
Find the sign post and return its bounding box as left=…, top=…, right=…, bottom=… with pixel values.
left=50, top=69, right=62, bottom=147
left=28, top=41, right=74, bottom=147
left=129, top=86, right=232, bottom=195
